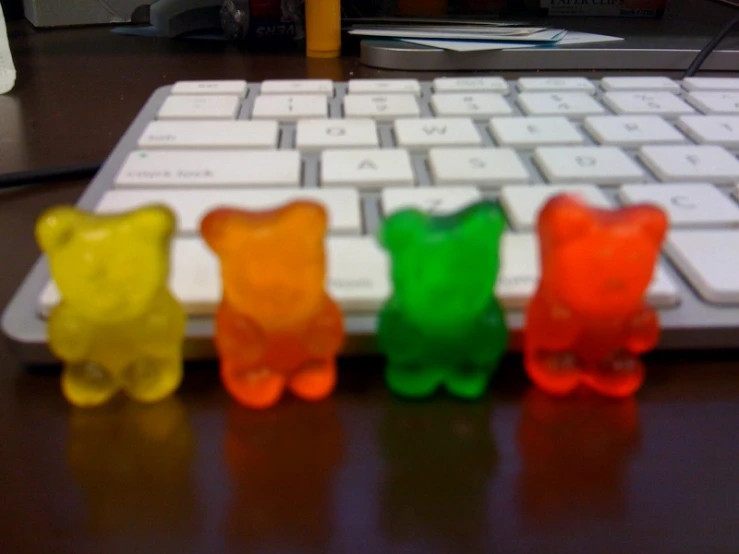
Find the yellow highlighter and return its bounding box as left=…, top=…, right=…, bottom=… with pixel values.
left=305, top=0, right=341, bottom=58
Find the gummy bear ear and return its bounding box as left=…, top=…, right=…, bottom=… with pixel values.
left=458, top=201, right=506, bottom=242
left=127, top=205, right=175, bottom=241
left=633, top=205, right=668, bottom=244
left=537, top=194, right=596, bottom=245
left=35, top=206, right=83, bottom=253
left=200, top=208, right=243, bottom=255
left=281, top=201, right=328, bottom=238
left=379, top=209, right=427, bottom=252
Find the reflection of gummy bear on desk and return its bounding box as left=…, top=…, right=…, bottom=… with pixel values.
left=525, top=194, right=668, bottom=398
left=201, top=201, right=344, bottom=409
left=37, top=205, right=186, bottom=407
left=377, top=202, right=508, bottom=399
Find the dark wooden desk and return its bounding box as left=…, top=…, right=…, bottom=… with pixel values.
left=1, top=21, right=738, bottom=554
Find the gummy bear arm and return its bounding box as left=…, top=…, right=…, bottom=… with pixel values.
left=304, top=296, right=344, bottom=357
left=377, top=299, right=426, bottom=363
left=215, top=301, right=266, bottom=363
left=138, top=291, right=187, bottom=355
left=626, top=306, right=660, bottom=353
left=525, top=293, right=580, bottom=350
left=469, top=300, right=509, bottom=365
left=47, top=304, right=93, bottom=362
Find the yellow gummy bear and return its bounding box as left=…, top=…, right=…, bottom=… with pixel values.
left=36, top=205, right=186, bottom=407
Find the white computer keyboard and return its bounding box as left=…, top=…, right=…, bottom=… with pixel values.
left=5, top=75, right=739, bottom=361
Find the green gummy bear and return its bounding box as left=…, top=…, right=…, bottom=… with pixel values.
left=377, top=201, right=509, bottom=399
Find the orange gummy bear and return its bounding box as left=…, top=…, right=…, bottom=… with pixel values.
left=524, top=194, right=668, bottom=398
left=201, top=202, right=344, bottom=409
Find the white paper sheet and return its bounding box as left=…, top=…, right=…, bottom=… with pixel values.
left=349, top=27, right=567, bottom=43
left=0, top=3, right=16, bottom=94
left=400, top=32, right=623, bottom=53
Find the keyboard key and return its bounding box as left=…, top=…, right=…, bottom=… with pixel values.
left=639, top=145, right=739, bottom=184
left=115, top=150, right=300, bottom=188
left=381, top=187, right=482, bottom=216
left=95, top=188, right=362, bottom=234
left=138, top=120, right=278, bottom=149
left=157, top=95, right=240, bottom=120
left=664, top=230, right=739, bottom=304
left=344, top=94, right=420, bottom=121
left=686, top=92, right=739, bottom=115
left=619, top=184, right=739, bottom=228
left=251, top=94, right=327, bottom=121
left=603, top=92, right=695, bottom=116
left=495, top=234, right=679, bottom=308
left=489, top=116, right=584, bottom=147
left=296, top=119, right=378, bottom=151
left=433, top=77, right=508, bottom=93
left=533, top=146, right=646, bottom=184
left=430, top=93, right=513, bottom=117
left=517, top=92, right=605, bottom=117
left=260, top=79, right=333, bottom=96
left=321, top=149, right=414, bottom=188
left=682, top=77, right=739, bottom=91
left=428, top=147, right=529, bottom=186
left=171, top=80, right=247, bottom=97
left=517, top=77, right=595, bottom=93
left=499, top=184, right=612, bottom=230
left=348, top=79, right=421, bottom=96
left=676, top=116, right=739, bottom=147
left=583, top=115, right=686, bottom=146
left=327, top=237, right=391, bottom=311
left=394, top=118, right=481, bottom=150
left=601, top=76, right=680, bottom=92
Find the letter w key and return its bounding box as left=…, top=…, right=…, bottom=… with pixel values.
left=394, top=118, right=482, bottom=150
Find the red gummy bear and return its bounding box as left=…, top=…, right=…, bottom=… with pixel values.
left=524, top=194, right=668, bottom=398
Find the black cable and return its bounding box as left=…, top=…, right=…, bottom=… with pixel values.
left=0, top=162, right=101, bottom=191
left=684, top=6, right=739, bottom=77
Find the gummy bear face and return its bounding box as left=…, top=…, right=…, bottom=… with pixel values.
left=36, top=205, right=175, bottom=324
left=201, top=202, right=327, bottom=331
left=538, top=195, right=667, bottom=318
left=380, top=202, right=506, bottom=333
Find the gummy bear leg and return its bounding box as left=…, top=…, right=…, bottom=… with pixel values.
left=444, top=367, right=490, bottom=399
left=122, top=355, right=183, bottom=403
left=582, top=351, right=645, bottom=398
left=289, top=359, right=337, bottom=401
left=62, top=362, right=118, bottom=407
left=386, top=363, right=443, bottom=398
left=524, top=349, right=580, bottom=396
left=221, top=362, right=286, bottom=409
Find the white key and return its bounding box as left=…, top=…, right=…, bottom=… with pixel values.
left=534, top=146, right=646, bottom=184
left=344, top=94, right=420, bottom=121
left=619, top=184, right=739, bottom=228
left=381, top=187, right=482, bottom=216
left=115, top=150, right=300, bottom=188
left=348, top=79, right=421, bottom=96
left=682, top=77, right=739, bottom=92
left=39, top=237, right=393, bottom=315
left=584, top=115, right=686, bottom=146
left=171, top=80, right=247, bottom=97
left=138, top=120, right=278, bottom=149
left=394, top=118, right=481, bottom=150
left=95, top=188, right=362, bottom=234
left=251, top=94, right=327, bottom=121
left=676, top=116, right=739, bottom=147
left=296, top=119, right=378, bottom=151
left=428, top=147, right=529, bottom=186
left=430, top=93, right=513, bottom=117
left=499, top=185, right=612, bottom=231
left=260, top=79, right=333, bottom=96
left=603, top=92, right=695, bottom=117
left=517, top=92, right=605, bottom=117
left=639, top=145, right=739, bottom=184
left=321, top=149, right=414, bottom=188
left=495, top=233, right=679, bottom=308
left=489, top=116, right=583, bottom=147
left=433, top=77, right=508, bottom=93
left=664, top=230, right=739, bottom=304
left=686, top=92, right=739, bottom=115
left=601, top=77, right=680, bottom=92
left=517, top=77, right=595, bottom=93
left=157, top=95, right=240, bottom=120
